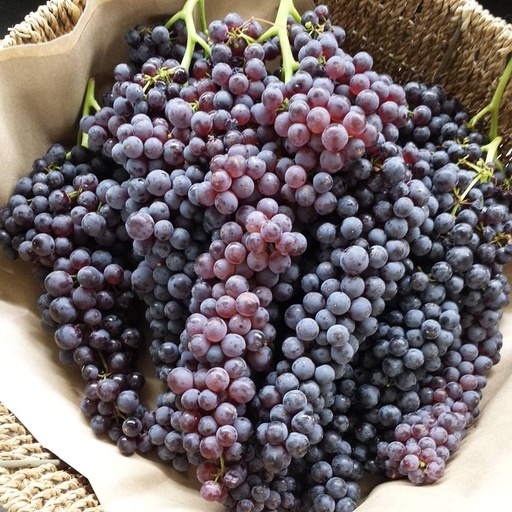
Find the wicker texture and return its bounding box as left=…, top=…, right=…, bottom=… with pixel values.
left=0, top=403, right=104, bottom=512
left=0, top=0, right=86, bottom=48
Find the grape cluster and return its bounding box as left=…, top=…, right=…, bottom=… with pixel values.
left=1, top=1, right=511, bottom=511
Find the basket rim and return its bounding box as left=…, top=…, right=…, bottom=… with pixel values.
left=0, top=0, right=86, bottom=49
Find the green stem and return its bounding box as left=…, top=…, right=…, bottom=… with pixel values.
left=164, top=0, right=210, bottom=71
left=77, top=78, right=101, bottom=147
left=481, top=136, right=502, bottom=165
left=198, top=0, right=207, bottom=34
left=83, top=78, right=102, bottom=114
left=98, top=351, right=110, bottom=375
left=468, top=56, right=512, bottom=140
left=450, top=138, right=501, bottom=216
left=233, top=29, right=257, bottom=45
left=457, top=174, right=481, bottom=205
left=468, top=104, right=491, bottom=130
left=257, top=0, right=300, bottom=83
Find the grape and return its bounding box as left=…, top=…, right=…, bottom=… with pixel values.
left=340, top=246, right=369, bottom=275
left=125, top=212, right=155, bottom=240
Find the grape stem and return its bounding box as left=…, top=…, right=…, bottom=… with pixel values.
left=453, top=56, right=511, bottom=216
left=164, top=0, right=210, bottom=71
left=467, top=56, right=512, bottom=141
left=244, top=16, right=280, bottom=28
left=98, top=350, right=111, bottom=375
left=455, top=166, right=490, bottom=206
left=256, top=0, right=301, bottom=83
left=212, top=454, right=226, bottom=483
left=77, top=78, right=101, bottom=148
left=142, top=67, right=176, bottom=94
left=450, top=137, right=501, bottom=216
left=481, top=135, right=502, bottom=166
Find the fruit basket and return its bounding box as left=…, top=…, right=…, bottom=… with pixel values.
left=1, top=1, right=512, bottom=512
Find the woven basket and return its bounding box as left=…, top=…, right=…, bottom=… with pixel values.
left=0, top=0, right=86, bottom=48
left=0, top=403, right=103, bottom=512
left=0, top=0, right=512, bottom=511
